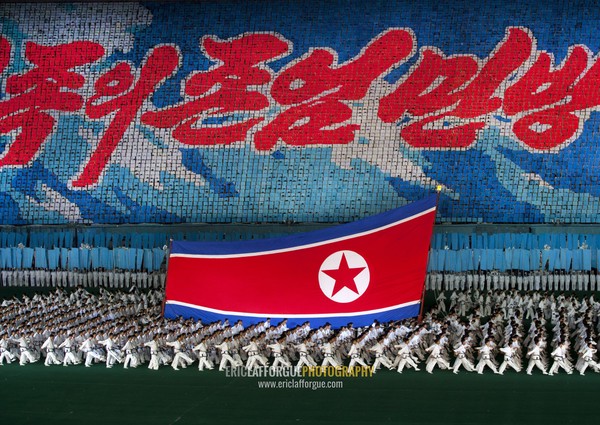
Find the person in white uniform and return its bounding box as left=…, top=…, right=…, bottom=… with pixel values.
left=395, top=337, right=420, bottom=373
left=144, top=339, right=162, bottom=371
left=0, top=335, right=15, bottom=365
left=192, top=337, right=214, bottom=371
left=347, top=338, right=369, bottom=369
left=242, top=337, right=264, bottom=370
left=60, top=335, right=79, bottom=366
left=98, top=335, right=121, bottom=368
left=41, top=335, right=61, bottom=366
left=268, top=337, right=291, bottom=369
left=294, top=339, right=316, bottom=371
left=369, top=338, right=393, bottom=372
left=320, top=338, right=340, bottom=368
left=122, top=338, right=139, bottom=369
left=548, top=341, right=572, bottom=376
left=14, top=335, right=37, bottom=366
left=215, top=337, right=242, bottom=371
left=577, top=342, right=600, bottom=376
left=526, top=338, right=548, bottom=375
left=82, top=335, right=105, bottom=367
left=498, top=342, right=521, bottom=374
left=168, top=336, right=194, bottom=370
left=452, top=337, right=475, bottom=374
left=475, top=339, right=499, bottom=374
left=425, top=338, right=450, bottom=374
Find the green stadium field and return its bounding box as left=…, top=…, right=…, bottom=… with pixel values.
left=0, top=361, right=595, bottom=425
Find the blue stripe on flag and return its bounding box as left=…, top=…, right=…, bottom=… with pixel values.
left=164, top=302, right=421, bottom=329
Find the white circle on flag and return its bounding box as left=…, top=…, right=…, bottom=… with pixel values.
left=318, top=250, right=370, bottom=303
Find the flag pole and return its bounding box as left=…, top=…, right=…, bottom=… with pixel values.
left=418, top=186, right=441, bottom=323
left=161, top=238, right=173, bottom=317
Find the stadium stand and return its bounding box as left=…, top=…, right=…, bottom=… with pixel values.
left=2, top=1, right=600, bottom=424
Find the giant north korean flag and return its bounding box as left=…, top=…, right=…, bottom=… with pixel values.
left=164, top=195, right=437, bottom=328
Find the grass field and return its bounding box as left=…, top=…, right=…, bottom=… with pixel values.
left=0, top=361, right=595, bottom=425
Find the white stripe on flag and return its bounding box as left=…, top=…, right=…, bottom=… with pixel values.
left=164, top=299, right=421, bottom=319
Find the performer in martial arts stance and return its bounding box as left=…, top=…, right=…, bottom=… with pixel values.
left=548, top=341, right=573, bottom=376
left=144, top=339, right=162, bottom=371
left=294, top=339, right=317, bottom=372
left=347, top=337, right=369, bottom=369
left=192, top=337, right=214, bottom=371
left=320, top=337, right=340, bottom=368
left=498, top=342, right=522, bottom=374
left=394, top=337, right=420, bottom=373
left=577, top=341, right=600, bottom=376
left=215, top=337, right=242, bottom=371
left=526, top=337, right=548, bottom=375
left=41, top=335, right=60, bottom=366
left=268, top=337, right=291, bottom=369
left=475, top=338, right=500, bottom=374
left=425, top=337, right=450, bottom=374
left=99, top=334, right=122, bottom=368
left=243, top=337, right=267, bottom=370
left=60, top=335, right=79, bottom=366
left=167, top=336, right=194, bottom=371
left=452, top=337, right=475, bottom=374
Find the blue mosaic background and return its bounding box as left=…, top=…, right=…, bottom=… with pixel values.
left=0, top=1, right=599, bottom=225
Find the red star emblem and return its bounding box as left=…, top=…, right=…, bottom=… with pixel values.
left=321, top=253, right=366, bottom=297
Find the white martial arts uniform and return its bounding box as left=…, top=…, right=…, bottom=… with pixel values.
left=167, top=340, right=194, bottom=370
left=268, top=342, right=291, bottom=369
left=475, top=344, right=499, bottom=374
left=526, top=345, right=548, bottom=375
left=215, top=341, right=241, bottom=371
left=452, top=343, right=474, bottom=373
left=548, top=344, right=572, bottom=376
left=192, top=341, right=214, bottom=371
left=321, top=342, right=340, bottom=368
left=395, top=343, right=419, bottom=373
left=243, top=341, right=267, bottom=370
left=498, top=345, right=521, bottom=374
left=60, top=337, right=79, bottom=366
left=42, top=337, right=60, bottom=366
left=425, top=343, right=449, bottom=374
